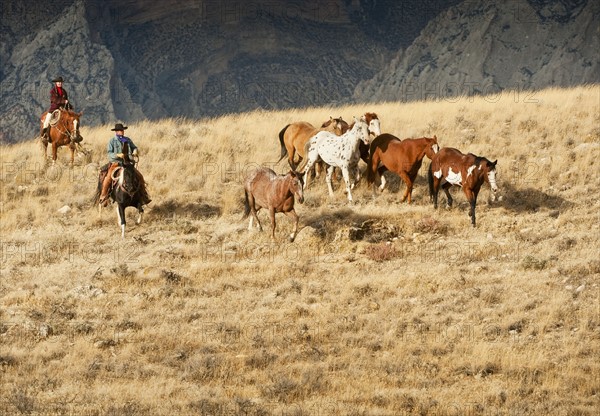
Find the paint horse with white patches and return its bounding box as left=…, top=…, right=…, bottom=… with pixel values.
left=298, top=116, right=371, bottom=203
left=428, top=147, right=498, bottom=227
left=39, top=109, right=83, bottom=167
left=367, top=134, right=439, bottom=203
left=243, top=168, right=304, bottom=242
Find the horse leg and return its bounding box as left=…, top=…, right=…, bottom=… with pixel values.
left=442, top=183, right=453, bottom=208
left=302, top=159, right=315, bottom=189
left=284, top=209, right=299, bottom=242
left=351, top=165, right=360, bottom=190
left=136, top=206, right=144, bottom=224
left=269, top=207, right=276, bottom=240
left=287, top=140, right=297, bottom=170
left=377, top=166, right=388, bottom=192
left=325, top=165, right=335, bottom=197
left=116, top=205, right=126, bottom=238
left=341, top=166, right=353, bottom=203
left=464, top=188, right=477, bottom=227
left=41, top=139, right=46, bottom=157
left=398, top=171, right=412, bottom=203
left=52, top=142, right=58, bottom=165
left=248, top=196, right=262, bottom=231
left=431, top=177, right=440, bottom=209
left=70, top=146, right=75, bottom=168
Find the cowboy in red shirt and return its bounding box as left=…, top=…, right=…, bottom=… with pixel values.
left=41, top=76, right=71, bottom=140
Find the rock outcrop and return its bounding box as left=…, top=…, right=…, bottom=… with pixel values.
left=353, top=0, right=599, bottom=103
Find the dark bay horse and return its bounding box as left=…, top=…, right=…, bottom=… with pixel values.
left=428, top=147, right=498, bottom=227
left=277, top=117, right=349, bottom=170
left=39, top=109, right=83, bottom=167
left=243, top=167, right=304, bottom=242
left=94, top=143, right=147, bottom=238
left=367, top=134, right=439, bottom=203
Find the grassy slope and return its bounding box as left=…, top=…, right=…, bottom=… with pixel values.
left=0, top=86, right=599, bottom=415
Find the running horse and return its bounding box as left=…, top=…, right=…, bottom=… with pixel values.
left=277, top=117, right=349, bottom=171
left=39, top=109, right=83, bottom=167
left=298, top=116, right=371, bottom=203
left=428, top=147, right=498, bottom=227
left=367, top=134, right=439, bottom=203
left=243, top=167, right=304, bottom=242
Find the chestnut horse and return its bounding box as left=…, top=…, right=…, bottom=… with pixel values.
left=367, top=134, right=439, bottom=203
left=243, top=167, right=304, bottom=242
left=39, top=109, right=83, bottom=167
left=428, top=147, right=498, bottom=227
left=277, top=117, right=349, bottom=170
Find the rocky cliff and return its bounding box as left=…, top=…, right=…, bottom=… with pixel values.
left=0, top=0, right=597, bottom=144
left=353, top=0, right=599, bottom=103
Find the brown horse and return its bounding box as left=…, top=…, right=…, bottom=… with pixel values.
left=367, top=134, right=439, bottom=203
left=277, top=117, right=349, bottom=170
left=243, top=167, right=304, bottom=242
left=39, top=109, right=83, bottom=167
left=428, top=147, right=498, bottom=227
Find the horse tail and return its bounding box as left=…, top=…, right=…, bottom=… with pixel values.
left=277, top=124, right=290, bottom=163
left=242, top=189, right=251, bottom=219
left=296, top=139, right=312, bottom=173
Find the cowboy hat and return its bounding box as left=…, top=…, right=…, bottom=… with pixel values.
left=51, top=76, right=64, bottom=82
left=111, top=123, right=128, bottom=131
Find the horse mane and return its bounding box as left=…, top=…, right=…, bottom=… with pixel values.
left=470, top=154, right=494, bottom=169
left=364, top=112, right=378, bottom=123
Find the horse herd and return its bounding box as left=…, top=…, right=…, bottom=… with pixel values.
left=244, top=113, right=498, bottom=241
left=35, top=109, right=498, bottom=240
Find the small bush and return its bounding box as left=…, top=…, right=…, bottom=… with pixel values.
left=364, top=243, right=398, bottom=262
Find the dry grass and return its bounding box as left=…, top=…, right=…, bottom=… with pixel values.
left=1, top=85, right=599, bottom=415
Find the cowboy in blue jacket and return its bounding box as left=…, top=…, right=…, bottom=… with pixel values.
left=98, top=123, right=151, bottom=206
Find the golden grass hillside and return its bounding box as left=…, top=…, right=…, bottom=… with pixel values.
left=1, top=85, right=599, bottom=415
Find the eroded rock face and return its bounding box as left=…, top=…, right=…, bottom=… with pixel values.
left=1, top=0, right=597, bottom=143
left=353, top=0, right=599, bottom=103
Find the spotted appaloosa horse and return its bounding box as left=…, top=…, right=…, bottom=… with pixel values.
left=428, top=147, right=498, bottom=227
left=298, top=116, right=371, bottom=203
left=39, top=109, right=83, bottom=167
left=277, top=117, right=349, bottom=170
left=367, top=134, right=439, bottom=203
left=243, top=167, right=304, bottom=242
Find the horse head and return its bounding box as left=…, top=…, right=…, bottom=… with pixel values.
left=332, top=116, right=350, bottom=135
left=477, top=158, right=498, bottom=193
left=62, top=110, right=83, bottom=143
left=425, top=135, right=440, bottom=159
left=485, top=159, right=499, bottom=193
left=364, top=112, right=381, bottom=138
left=120, top=163, right=140, bottom=197
left=353, top=116, right=371, bottom=145
left=288, top=170, right=304, bottom=204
